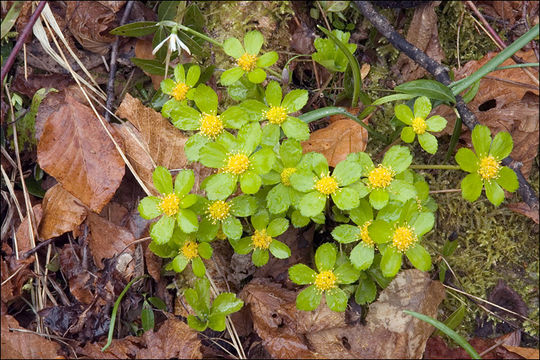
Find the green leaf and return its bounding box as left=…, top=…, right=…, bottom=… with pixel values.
left=265, top=81, right=282, bottom=107
left=248, top=68, right=267, bottom=83
left=239, top=99, right=267, bottom=121
left=324, top=287, right=348, bottom=312
left=257, top=51, right=279, bottom=67
left=485, top=180, right=505, bottom=206
left=131, top=58, right=167, bottom=75
left=150, top=215, right=175, bottom=244
left=238, top=122, right=262, bottom=154
left=198, top=242, right=213, bottom=259
left=158, top=1, right=179, bottom=21
left=186, top=65, right=201, bottom=86
left=251, top=210, right=270, bottom=230
left=170, top=105, right=201, bottom=130
left=153, top=166, right=173, bottom=194
left=350, top=243, right=374, bottom=271
left=174, top=64, right=186, bottom=83
left=387, top=179, right=416, bottom=204
left=461, top=173, right=483, bottom=202
left=267, top=218, right=289, bottom=237
left=212, top=293, right=244, bottom=315
left=290, top=171, right=316, bottom=192
left=394, top=80, right=456, bottom=104
left=369, top=219, right=392, bottom=244
left=315, top=242, right=337, bottom=272
left=223, top=37, right=244, bottom=58
left=413, top=96, right=432, bottom=119
left=194, top=84, right=218, bottom=114
left=187, top=315, right=208, bottom=331
left=221, top=105, right=248, bottom=129
left=141, top=302, right=154, bottom=332
left=207, top=314, right=226, bottom=332
left=203, top=173, right=237, bottom=200
left=147, top=296, right=167, bottom=311
left=252, top=248, right=269, bottom=267
left=262, top=123, right=280, bottom=146
left=250, top=147, right=275, bottom=175
left=369, top=189, right=389, bottom=210
left=332, top=187, right=359, bottom=210
left=496, top=166, right=518, bottom=192
left=490, top=131, right=513, bottom=160
left=220, top=67, right=245, bottom=86
left=269, top=240, right=291, bottom=259
left=299, top=191, right=326, bottom=217
left=282, top=117, right=310, bottom=141
left=177, top=209, right=199, bottom=233
left=471, top=125, right=491, bottom=157
left=425, top=115, right=447, bottom=132
left=172, top=254, right=189, bottom=273
left=222, top=216, right=243, bottom=240
left=380, top=247, right=402, bottom=277
left=355, top=275, right=377, bottom=305
left=401, top=127, right=416, bottom=143
left=197, top=218, right=219, bottom=242
left=192, top=256, right=206, bottom=277
left=110, top=21, right=158, bottom=37
left=335, top=262, right=360, bottom=284
left=138, top=197, right=161, bottom=219
left=349, top=199, right=373, bottom=225
left=244, top=30, right=264, bottom=55
left=333, top=160, right=362, bottom=186
left=331, top=224, right=359, bottom=244
left=289, top=264, right=316, bottom=284
left=184, top=133, right=210, bottom=162
left=179, top=194, right=198, bottom=209
left=161, top=78, right=176, bottom=95
left=282, top=90, right=308, bottom=113
left=455, top=148, right=479, bottom=173
left=280, top=139, right=303, bottom=168
left=267, top=183, right=291, bottom=214
left=240, top=171, right=262, bottom=194
left=437, top=305, right=466, bottom=336
left=296, top=285, right=322, bottom=311
left=1, top=1, right=23, bottom=39
left=174, top=170, right=194, bottom=197
left=418, top=133, right=438, bottom=154
left=148, top=241, right=175, bottom=258
left=230, top=195, right=258, bottom=217
left=382, top=146, right=412, bottom=174
left=291, top=210, right=310, bottom=228
left=412, top=212, right=435, bottom=236
left=394, top=104, right=413, bottom=125
left=406, top=244, right=432, bottom=271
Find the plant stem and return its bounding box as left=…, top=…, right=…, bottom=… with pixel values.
left=177, top=24, right=222, bottom=47
left=266, top=67, right=282, bottom=79
left=495, top=62, right=539, bottom=70
left=410, top=165, right=461, bottom=170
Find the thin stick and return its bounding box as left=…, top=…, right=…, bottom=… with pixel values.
left=429, top=189, right=461, bottom=194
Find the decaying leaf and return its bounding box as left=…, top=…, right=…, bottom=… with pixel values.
left=1, top=315, right=63, bottom=359
left=507, top=202, right=539, bottom=224
left=503, top=345, right=540, bottom=359
left=38, top=184, right=87, bottom=240
left=425, top=335, right=524, bottom=359
left=15, top=204, right=43, bottom=255
left=302, top=118, right=369, bottom=167
left=1, top=252, right=35, bottom=305
left=114, top=93, right=189, bottom=195
left=135, top=39, right=164, bottom=90
left=59, top=243, right=95, bottom=305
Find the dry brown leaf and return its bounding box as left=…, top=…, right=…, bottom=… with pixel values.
left=38, top=184, right=87, bottom=240
left=302, top=118, right=369, bottom=167
left=78, top=335, right=143, bottom=359
left=15, top=204, right=43, bottom=255
left=138, top=317, right=201, bottom=359
left=37, top=93, right=125, bottom=212
left=114, top=93, right=189, bottom=195
left=1, top=254, right=35, bottom=305
left=503, top=345, right=540, bottom=359
left=65, top=1, right=123, bottom=55
left=425, top=335, right=524, bottom=359
left=507, top=202, right=539, bottom=224
left=86, top=212, right=135, bottom=279
left=59, top=243, right=95, bottom=305
left=1, top=314, right=63, bottom=359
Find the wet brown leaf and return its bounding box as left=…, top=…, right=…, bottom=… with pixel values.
left=425, top=335, right=524, bottom=359
left=114, top=93, right=188, bottom=195
left=86, top=212, right=135, bottom=279
left=39, top=184, right=87, bottom=240
left=507, top=202, right=539, bottom=224
left=37, top=92, right=125, bottom=212
left=15, top=204, right=43, bottom=254
left=302, top=118, right=369, bottom=167
left=65, top=1, right=124, bottom=55
left=10, top=71, right=73, bottom=98
left=1, top=314, right=63, bottom=359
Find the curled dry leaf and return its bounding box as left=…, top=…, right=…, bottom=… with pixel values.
left=1, top=252, right=35, bottom=305
left=503, top=345, right=540, bottom=359
left=38, top=184, right=87, bottom=240
left=59, top=243, right=95, bottom=305
left=15, top=204, right=43, bottom=255
left=507, top=202, right=539, bottom=224
left=37, top=93, right=125, bottom=212
left=114, top=93, right=189, bottom=196
left=1, top=315, right=63, bottom=359
left=302, top=117, right=369, bottom=168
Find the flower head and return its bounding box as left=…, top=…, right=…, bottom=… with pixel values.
left=199, top=113, right=224, bottom=139
left=359, top=220, right=374, bottom=247
left=392, top=224, right=418, bottom=253
left=223, top=153, right=250, bottom=175
left=252, top=229, right=272, bottom=250
left=181, top=240, right=199, bottom=260
left=152, top=28, right=191, bottom=55
left=367, top=165, right=394, bottom=189
left=171, top=235, right=213, bottom=278
left=159, top=193, right=180, bottom=217
left=314, top=270, right=337, bottom=291
left=314, top=174, right=339, bottom=195
left=477, top=155, right=500, bottom=180
left=161, top=64, right=201, bottom=117
left=207, top=200, right=231, bottom=223
left=237, top=53, right=258, bottom=72
left=395, top=96, right=447, bottom=154
left=266, top=106, right=288, bottom=125
left=280, top=167, right=297, bottom=187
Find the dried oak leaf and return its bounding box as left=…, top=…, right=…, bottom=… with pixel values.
left=37, top=93, right=125, bottom=212
left=39, top=183, right=87, bottom=240
left=1, top=314, right=63, bottom=359
left=302, top=117, right=369, bottom=168
left=15, top=204, right=43, bottom=254
left=114, top=93, right=189, bottom=195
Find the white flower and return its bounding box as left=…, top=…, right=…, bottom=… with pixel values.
left=152, top=30, right=191, bottom=55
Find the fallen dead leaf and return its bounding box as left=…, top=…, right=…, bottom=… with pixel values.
left=135, top=39, right=164, bottom=90
left=507, top=202, right=539, bottom=224
left=1, top=253, right=35, bottom=306
left=37, top=92, right=125, bottom=212
left=1, top=314, right=63, bottom=359
left=114, top=93, right=189, bottom=195
left=39, top=184, right=87, bottom=240
left=15, top=204, right=43, bottom=255
left=59, top=243, right=95, bottom=305
left=302, top=117, right=369, bottom=167
left=503, top=345, right=540, bottom=359
left=78, top=335, right=142, bottom=359
left=425, top=335, right=523, bottom=359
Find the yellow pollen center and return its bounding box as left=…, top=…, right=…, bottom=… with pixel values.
left=266, top=106, right=288, bottom=125
left=314, top=175, right=339, bottom=196
left=252, top=229, right=273, bottom=249
left=281, top=167, right=297, bottom=186
left=171, top=82, right=190, bottom=101
left=412, top=117, right=427, bottom=134
left=314, top=270, right=337, bottom=291
left=181, top=240, right=199, bottom=260
left=224, top=153, right=250, bottom=175
left=159, top=193, right=180, bottom=217
left=477, top=155, right=500, bottom=180
left=392, top=225, right=417, bottom=253
left=208, top=200, right=231, bottom=223
left=368, top=165, right=395, bottom=189
left=216, top=227, right=227, bottom=240
left=237, top=53, right=258, bottom=72
left=199, top=113, right=224, bottom=139
left=359, top=220, right=374, bottom=247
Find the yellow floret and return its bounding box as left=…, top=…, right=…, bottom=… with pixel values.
left=412, top=117, right=427, bottom=135
left=237, top=53, right=258, bottom=72
left=367, top=165, right=395, bottom=189
left=199, top=113, right=223, bottom=139
left=477, top=155, right=500, bottom=181
left=281, top=167, right=297, bottom=186
left=207, top=200, right=231, bottom=223
left=392, top=225, right=418, bottom=253
left=181, top=240, right=199, bottom=260
left=159, top=193, right=180, bottom=217
left=359, top=220, right=374, bottom=247
left=252, top=229, right=273, bottom=249
left=223, top=153, right=250, bottom=175
left=314, top=175, right=339, bottom=196
left=266, top=106, right=288, bottom=125
left=171, top=82, right=190, bottom=101
left=314, top=270, right=337, bottom=292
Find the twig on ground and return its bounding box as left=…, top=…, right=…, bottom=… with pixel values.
left=104, top=1, right=134, bottom=122
left=354, top=1, right=539, bottom=212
